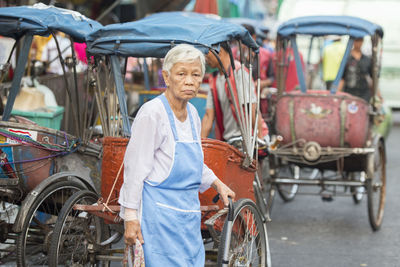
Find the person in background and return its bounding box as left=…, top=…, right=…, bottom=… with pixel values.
left=261, top=28, right=275, bottom=54
left=241, top=23, right=275, bottom=90
left=201, top=43, right=264, bottom=142
left=322, top=35, right=346, bottom=90
left=41, top=32, right=71, bottom=75
left=338, top=37, right=382, bottom=102
left=119, top=44, right=235, bottom=266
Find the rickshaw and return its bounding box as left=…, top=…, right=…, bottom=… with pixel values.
left=266, top=15, right=386, bottom=231
left=47, top=11, right=271, bottom=266
left=0, top=4, right=104, bottom=266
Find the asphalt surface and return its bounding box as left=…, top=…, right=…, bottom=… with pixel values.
left=267, top=111, right=400, bottom=267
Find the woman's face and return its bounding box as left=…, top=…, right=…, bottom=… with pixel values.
left=163, top=60, right=203, bottom=101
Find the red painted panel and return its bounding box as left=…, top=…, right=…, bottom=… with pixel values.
left=275, top=90, right=370, bottom=148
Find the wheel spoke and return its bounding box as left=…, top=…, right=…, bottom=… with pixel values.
left=17, top=182, right=84, bottom=266
left=49, top=190, right=109, bottom=267
left=219, top=199, right=268, bottom=266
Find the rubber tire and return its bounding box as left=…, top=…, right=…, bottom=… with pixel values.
left=217, top=198, right=270, bottom=267
left=367, top=140, right=386, bottom=231
left=16, top=180, right=86, bottom=267
left=259, top=158, right=276, bottom=216
left=48, top=190, right=109, bottom=267
left=276, top=165, right=299, bottom=202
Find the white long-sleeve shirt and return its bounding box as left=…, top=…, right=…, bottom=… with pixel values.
left=118, top=95, right=217, bottom=219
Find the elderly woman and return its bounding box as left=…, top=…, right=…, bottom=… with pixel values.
left=118, top=44, right=235, bottom=266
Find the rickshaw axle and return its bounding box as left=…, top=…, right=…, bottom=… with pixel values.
left=271, top=178, right=365, bottom=187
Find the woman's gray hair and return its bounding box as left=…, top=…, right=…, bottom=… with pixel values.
left=163, top=44, right=205, bottom=76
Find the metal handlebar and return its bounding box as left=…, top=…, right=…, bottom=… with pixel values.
left=222, top=197, right=234, bottom=267
left=212, top=194, right=234, bottom=220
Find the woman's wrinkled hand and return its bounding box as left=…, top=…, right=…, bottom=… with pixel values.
left=211, top=178, right=236, bottom=206
left=124, top=220, right=144, bottom=246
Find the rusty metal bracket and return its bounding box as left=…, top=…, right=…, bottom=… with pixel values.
left=204, top=208, right=228, bottom=247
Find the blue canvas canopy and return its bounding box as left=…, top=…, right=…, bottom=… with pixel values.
left=1, top=3, right=102, bottom=122
left=87, top=11, right=258, bottom=58
left=278, top=16, right=383, bottom=39
left=0, top=3, right=102, bottom=42
left=277, top=15, right=383, bottom=95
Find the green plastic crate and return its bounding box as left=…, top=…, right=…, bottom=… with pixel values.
left=11, top=106, right=65, bottom=130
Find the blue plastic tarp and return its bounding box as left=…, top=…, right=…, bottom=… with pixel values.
left=0, top=3, right=102, bottom=42
left=87, top=11, right=258, bottom=57
left=278, top=16, right=383, bottom=38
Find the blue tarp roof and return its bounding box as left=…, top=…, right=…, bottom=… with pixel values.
left=278, top=16, right=383, bottom=38
left=87, top=11, right=258, bottom=58
left=0, top=3, right=102, bottom=42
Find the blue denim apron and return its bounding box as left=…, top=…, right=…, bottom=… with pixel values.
left=141, top=95, right=205, bottom=266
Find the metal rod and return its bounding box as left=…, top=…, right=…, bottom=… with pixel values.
left=103, top=62, right=112, bottom=136
left=110, top=55, right=130, bottom=136
left=248, top=48, right=254, bottom=158
left=95, top=64, right=109, bottom=136
left=210, top=49, right=249, bottom=160
left=69, top=37, right=82, bottom=136
left=246, top=43, right=252, bottom=152
left=112, top=75, right=118, bottom=136
left=95, top=0, right=122, bottom=22
left=82, top=66, right=91, bottom=143
left=237, top=41, right=250, bottom=146
left=87, top=113, right=99, bottom=142
left=250, top=52, right=261, bottom=156
left=52, top=33, right=79, bottom=135
left=371, top=33, right=378, bottom=106
left=95, top=255, right=124, bottom=261
left=85, top=66, right=98, bottom=141
left=271, top=178, right=365, bottom=187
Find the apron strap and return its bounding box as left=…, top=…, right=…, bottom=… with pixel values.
left=187, top=104, right=198, bottom=141
left=159, top=94, right=179, bottom=141
left=159, top=94, right=198, bottom=142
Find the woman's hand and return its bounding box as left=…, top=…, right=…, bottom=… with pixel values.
left=124, top=220, right=144, bottom=246
left=211, top=178, right=236, bottom=206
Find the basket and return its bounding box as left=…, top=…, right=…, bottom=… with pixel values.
left=101, top=137, right=129, bottom=205
left=200, top=139, right=256, bottom=210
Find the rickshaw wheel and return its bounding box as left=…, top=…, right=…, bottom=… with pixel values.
left=16, top=180, right=86, bottom=267
left=217, top=198, right=270, bottom=267
left=367, top=140, right=386, bottom=231
left=276, top=165, right=299, bottom=202
left=257, top=159, right=276, bottom=217
left=48, top=190, right=110, bottom=267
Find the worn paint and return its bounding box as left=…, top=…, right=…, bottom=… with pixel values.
left=275, top=90, right=370, bottom=148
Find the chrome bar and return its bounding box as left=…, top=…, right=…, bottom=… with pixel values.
left=271, top=178, right=365, bottom=187
left=95, top=255, right=124, bottom=261
left=99, top=232, right=121, bottom=246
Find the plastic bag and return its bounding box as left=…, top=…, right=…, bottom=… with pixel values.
left=123, top=240, right=145, bottom=267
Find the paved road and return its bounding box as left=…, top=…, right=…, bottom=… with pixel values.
left=267, top=112, right=400, bottom=267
